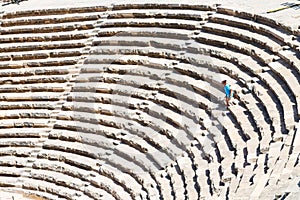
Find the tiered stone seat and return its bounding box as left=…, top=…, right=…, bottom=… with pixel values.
left=191, top=41, right=293, bottom=132
left=37, top=149, right=135, bottom=199
left=205, top=10, right=300, bottom=114
left=0, top=30, right=91, bottom=43
left=89, top=31, right=278, bottom=161
left=97, top=17, right=202, bottom=30
left=86, top=18, right=298, bottom=198
left=105, top=9, right=209, bottom=21
left=96, top=27, right=192, bottom=40
left=164, top=163, right=186, bottom=199
left=176, top=155, right=200, bottom=199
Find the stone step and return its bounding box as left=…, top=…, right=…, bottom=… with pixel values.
left=201, top=22, right=282, bottom=53
left=97, top=18, right=201, bottom=30
left=0, top=21, right=95, bottom=35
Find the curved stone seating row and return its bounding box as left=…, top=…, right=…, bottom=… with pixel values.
left=85, top=48, right=270, bottom=152
left=216, top=7, right=300, bottom=49
left=88, top=21, right=298, bottom=198
left=72, top=18, right=292, bottom=198
left=0, top=21, right=94, bottom=35
left=0, top=42, right=85, bottom=56
left=0, top=30, right=91, bottom=43
left=72, top=71, right=213, bottom=137
left=0, top=166, right=113, bottom=199
left=0, top=57, right=78, bottom=69
left=97, top=16, right=203, bottom=31
left=111, top=3, right=215, bottom=11
left=105, top=9, right=209, bottom=21
left=36, top=149, right=135, bottom=199
left=86, top=40, right=268, bottom=158
left=56, top=101, right=184, bottom=157
left=0, top=3, right=298, bottom=199
left=42, top=139, right=154, bottom=199
left=1, top=6, right=108, bottom=19
left=52, top=115, right=177, bottom=199
left=0, top=189, right=59, bottom=200
left=193, top=31, right=296, bottom=122
left=0, top=66, right=70, bottom=80
left=32, top=158, right=126, bottom=200
left=68, top=48, right=238, bottom=198
left=97, top=27, right=192, bottom=41
left=1, top=13, right=100, bottom=27
left=207, top=10, right=300, bottom=89
left=77, top=57, right=251, bottom=198
left=176, top=155, right=201, bottom=199
left=0, top=6, right=103, bottom=199
left=202, top=12, right=300, bottom=119
left=154, top=171, right=173, bottom=200
left=204, top=12, right=300, bottom=76
left=190, top=40, right=295, bottom=133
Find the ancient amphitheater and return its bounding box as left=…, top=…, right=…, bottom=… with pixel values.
left=0, top=0, right=299, bottom=199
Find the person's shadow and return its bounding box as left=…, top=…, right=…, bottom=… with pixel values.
left=2, top=0, right=28, bottom=6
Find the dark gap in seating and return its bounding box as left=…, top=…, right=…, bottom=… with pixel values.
left=194, top=143, right=209, bottom=164
left=0, top=134, right=40, bottom=138
left=253, top=160, right=258, bottom=171
left=249, top=174, right=255, bottom=186
left=243, top=109, right=262, bottom=140
left=214, top=145, right=223, bottom=163
left=226, top=111, right=248, bottom=142
left=222, top=128, right=236, bottom=152
left=254, top=96, right=272, bottom=127
left=0, top=183, right=15, bottom=187
left=294, top=156, right=299, bottom=168
left=218, top=166, right=223, bottom=183
left=288, top=129, right=298, bottom=156
left=243, top=147, right=250, bottom=167
left=264, top=154, right=269, bottom=174
left=231, top=163, right=238, bottom=177
left=186, top=150, right=201, bottom=197
left=205, top=169, right=213, bottom=195
left=0, top=173, right=20, bottom=177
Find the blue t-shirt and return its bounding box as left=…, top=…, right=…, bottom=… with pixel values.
left=224, top=84, right=231, bottom=97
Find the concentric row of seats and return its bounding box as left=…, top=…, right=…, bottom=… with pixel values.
left=0, top=2, right=298, bottom=200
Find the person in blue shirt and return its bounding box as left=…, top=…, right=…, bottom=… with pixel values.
left=222, top=80, right=232, bottom=108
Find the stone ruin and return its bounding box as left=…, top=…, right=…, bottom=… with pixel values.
left=0, top=0, right=299, bottom=199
